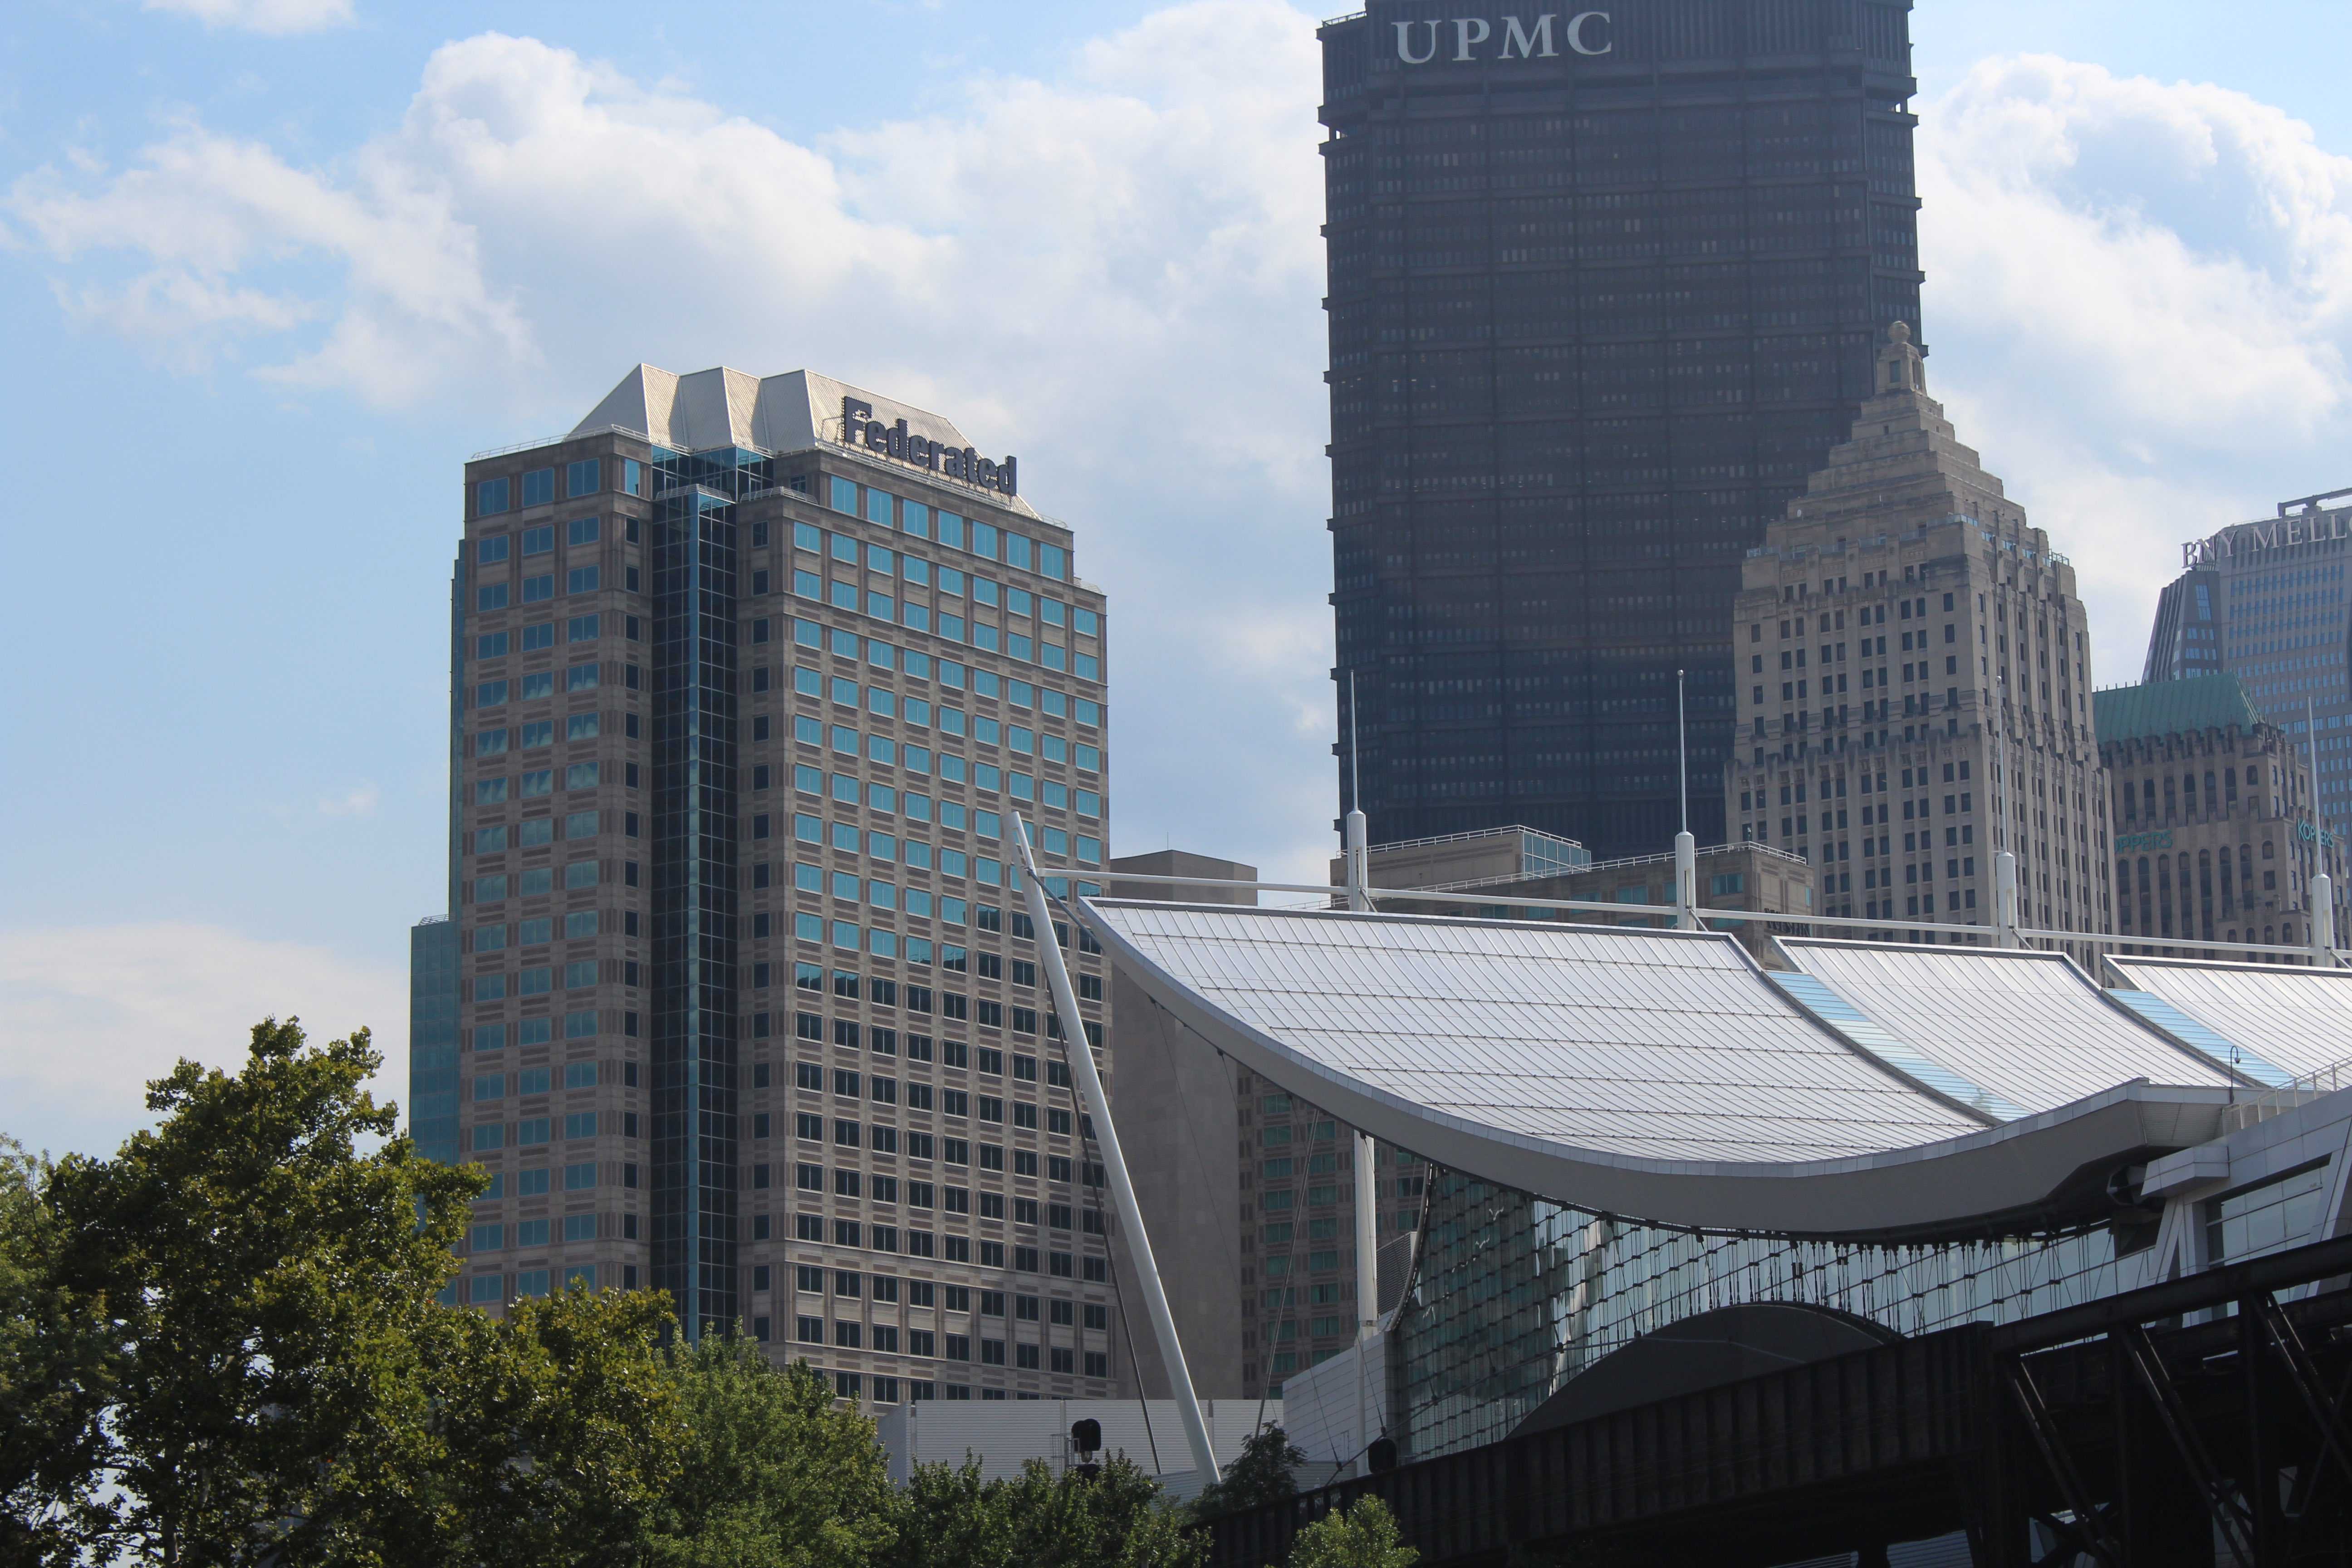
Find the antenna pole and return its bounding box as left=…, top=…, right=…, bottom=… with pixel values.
left=1349, top=671, right=1362, bottom=813
left=2308, top=696, right=2339, bottom=966
left=1676, top=669, right=1689, bottom=835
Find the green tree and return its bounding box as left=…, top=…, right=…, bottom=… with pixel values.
left=1189, top=1425, right=1305, bottom=1522
left=36, top=1017, right=484, bottom=1565
left=1286, top=1497, right=1416, bottom=1568
left=0, top=1136, right=113, bottom=1565
left=884, top=1456, right=1200, bottom=1568
left=426, top=1284, right=684, bottom=1568
left=640, top=1339, right=895, bottom=1568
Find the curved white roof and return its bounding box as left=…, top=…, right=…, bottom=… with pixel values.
left=2105, top=956, right=2352, bottom=1084
left=1094, top=904, right=1975, bottom=1162
left=1777, top=939, right=2238, bottom=1111
left=1083, top=901, right=2233, bottom=1239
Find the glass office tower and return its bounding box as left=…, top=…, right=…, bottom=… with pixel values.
left=1320, top=0, right=1924, bottom=857
left=410, top=365, right=1119, bottom=1406
left=2147, top=493, right=2352, bottom=836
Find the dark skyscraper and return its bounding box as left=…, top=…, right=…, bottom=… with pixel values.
left=1321, top=1, right=1924, bottom=857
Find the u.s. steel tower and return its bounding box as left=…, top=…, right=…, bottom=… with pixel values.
left=409, top=365, right=1121, bottom=1406
left=1320, top=2, right=1924, bottom=856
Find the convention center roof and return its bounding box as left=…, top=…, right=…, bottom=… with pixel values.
left=1080, top=902, right=2293, bottom=1241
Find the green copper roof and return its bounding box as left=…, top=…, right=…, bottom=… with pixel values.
left=2094, top=674, right=2263, bottom=745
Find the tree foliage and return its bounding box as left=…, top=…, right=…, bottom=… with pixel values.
left=1189, top=1425, right=1306, bottom=1522
left=882, top=1457, right=1200, bottom=1568
left=0, top=1013, right=1244, bottom=1568
left=0, top=1137, right=113, bottom=1566
left=37, top=1017, right=486, bottom=1565
left=1285, top=1497, right=1417, bottom=1568
left=643, top=1338, right=896, bottom=1568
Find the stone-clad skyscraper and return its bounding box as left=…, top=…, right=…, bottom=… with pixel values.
left=412, top=366, right=1122, bottom=1406
left=1320, top=0, right=1925, bottom=858
left=1724, top=325, right=2112, bottom=942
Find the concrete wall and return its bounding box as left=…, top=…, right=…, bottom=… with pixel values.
left=1104, top=851, right=1257, bottom=1400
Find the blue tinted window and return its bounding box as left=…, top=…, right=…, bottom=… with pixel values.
left=903, top=501, right=931, bottom=538
left=868, top=545, right=895, bottom=573
left=565, top=459, right=599, bottom=497
left=477, top=583, right=509, bottom=612
left=1074, top=609, right=1098, bottom=635
left=521, top=575, right=554, bottom=603
left=795, top=521, right=822, bottom=553
left=521, top=468, right=555, bottom=506
left=567, top=615, right=598, bottom=642
left=477, top=681, right=507, bottom=708
left=567, top=516, right=600, bottom=546
left=796, top=620, right=822, bottom=648
left=1040, top=544, right=1067, bottom=580
left=831, top=476, right=859, bottom=514
left=867, top=593, right=895, bottom=621
left=477, top=477, right=511, bottom=515
left=1007, top=588, right=1032, bottom=617
left=567, top=566, right=598, bottom=594
left=521, top=525, right=554, bottom=555
left=477, top=632, right=508, bottom=658
left=971, top=522, right=998, bottom=559
left=478, top=535, right=509, bottom=564
left=1005, top=534, right=1031, bottom=571
left=623, top=458, right=642, bottom=496
left=867, top=490, right=894, bottom=525
left=972, top=578, right=1000, bottom=608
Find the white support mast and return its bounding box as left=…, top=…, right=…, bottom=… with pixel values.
left=1009, top=816, right=1220, bottom=1484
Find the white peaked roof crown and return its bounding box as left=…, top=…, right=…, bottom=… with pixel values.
left=570, top=363, right=1039, bottom=519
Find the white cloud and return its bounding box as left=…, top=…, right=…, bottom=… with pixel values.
left=1918, top=54, right=2352, bottom=681
left=144, top=0, right=356, bottom=35
left=318, top=782, right=379, bottom=817
left=0, top=923, right=405, bottom=1161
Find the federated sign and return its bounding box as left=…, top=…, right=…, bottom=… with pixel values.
left=2116, top=830, right=2174, bottom=853
left=839, top=398, right=1018, bottom=500
left=1392, top=12, right=1612, bottom=62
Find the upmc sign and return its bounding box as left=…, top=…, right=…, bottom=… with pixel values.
left=1392, top=12, right=1612, bottom=62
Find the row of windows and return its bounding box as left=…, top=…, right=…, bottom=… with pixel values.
left=475, top=714, right=606, bottom=756
left=477, top=573, right=606, bottom=612
left=478, top=514, right=607, bottom=563
left=777, top=1163, right=1099, bottom=1225
left=791, top=521, right=1093, bottom=632
left=475, top=458, right=644, bottom=517
left=473, top=855, right=603, bottom=904
left=784, top=661, right=1099, bottom=729
left=772, top=623, right=1104, bottom=715
left=476, top=661, right=602, bottom=705
left=824, top=477, right=1070, bottom=584
left=770, top=708, right=1101, bottom=774
left=473, top=813, right=607, bottom=857
left=470, top=1110, right=601, bottom=1151
left=474, top=1061, right=602, bottom=1097
left=783, top=576, right=1100, bottom=680
left=471, top=593, right=616, bottom=648
left=749, top=791, right=1103, bottom=864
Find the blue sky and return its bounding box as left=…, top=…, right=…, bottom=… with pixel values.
left=10, top=0, right=2352, bottom=1156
